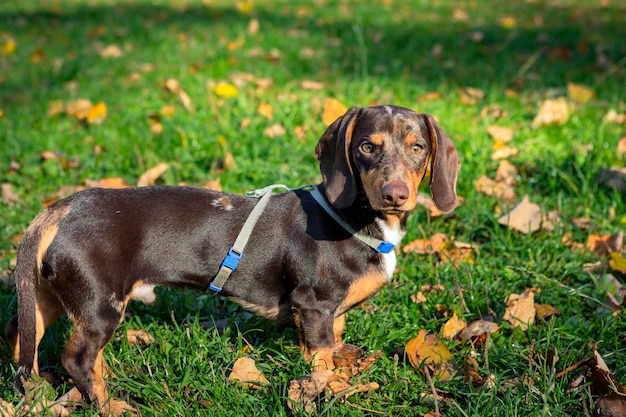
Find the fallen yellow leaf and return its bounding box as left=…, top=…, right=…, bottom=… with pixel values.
left=406, top=330, right=457, bottom=381
left=137, top=162, right=169, bottom=187
left=322, top=98, right=347, bottom=126
left=84, top=177, right=130, bottom=189
left=66, top=98, right=93, bottom=120
left=3, top=38, right=16, bottom=56
left=531, top=97, right=569, bottom=128
left=440, top=311, right=467, bottom=340
left=86, top=102, right=107, bottom=125
left=257, top=102, right=273, bottom=120
left=609, top=252, right=626, bottom=274
left=498, top=195, right=542, bottom=233
left=487, top=125, right=515, bottom=143
left=535, top=303, right=560, bottom=320
left=229, top=357, right=269, bottom=389
left=567, top=82, right=595, bottom=104
left=586, top=233, right=624, bottom=257
left=503, top=288, right=540, bottom=330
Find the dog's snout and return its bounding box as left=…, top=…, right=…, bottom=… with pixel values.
left=382, top=182, right=409, bottom=207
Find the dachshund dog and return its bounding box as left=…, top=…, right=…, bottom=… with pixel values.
left=6, top=105, right=460, bottom=414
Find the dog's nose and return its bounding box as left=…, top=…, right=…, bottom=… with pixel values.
left=382, top=182, right=409, bottom=207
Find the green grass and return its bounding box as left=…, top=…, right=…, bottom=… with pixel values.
left=1, top=0, right=625, bottom=415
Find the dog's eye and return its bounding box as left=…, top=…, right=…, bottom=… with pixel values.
left=411, top=144, right=424, bottom=155
left=360, top=143, right=374, bottom=154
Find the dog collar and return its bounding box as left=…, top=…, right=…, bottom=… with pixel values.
left=308, top=186, right=395, bottom=254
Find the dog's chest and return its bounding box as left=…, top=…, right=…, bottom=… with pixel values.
left=376, top=218, right=405, bottom=279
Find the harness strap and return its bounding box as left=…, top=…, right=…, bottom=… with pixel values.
left=308, top=186, right=395, bottom=254
left=208, top=184, right=291, bottom=294
left=207, top=184, right=395, bottom=294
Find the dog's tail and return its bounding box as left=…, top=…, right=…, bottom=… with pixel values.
left=13, top=245, right=39, bottom=392
left=13, top=226, right=41, bottom=393
left=12, top=202, right=68, bottom=393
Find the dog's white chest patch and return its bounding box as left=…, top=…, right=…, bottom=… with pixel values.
left=376, top=219, right=405, bottom=279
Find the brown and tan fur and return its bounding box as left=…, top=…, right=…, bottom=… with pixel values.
left=6, top=105, right=460, bottom=415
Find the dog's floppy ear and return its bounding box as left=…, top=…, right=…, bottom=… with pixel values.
left=424, top=114, right=461, bottom=214
left=315, top=107, right=363, bottom=208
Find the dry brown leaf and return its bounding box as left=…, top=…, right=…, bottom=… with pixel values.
left=474, top=175, right=516, bottom=202
left=417, top=91, right=442, bottom=102
left=617, top=138, right=626, bottom=157
left=287, top=370, right=334, bottom=413
left=332, top=343, right=383, bottom=377
left=406, top=330, right=457, bottom=382
left=586, top=232, right=624, bottom=257
left=595, top=392, right=626, bottom=417
left=403, top=232, right=449, bottom=255
left=604, top=109, right=626, bottom=124
left=464, top=356, right=494, bottom=390
left=416, top=193, right=463, bottom=216
left=541, top=210, right=563, bottom=232
left=567, top=82, right=595, bottom=104
left=203, top=178, right=222, bottom=191
left=126, top=329, right=155, bottom=346
left=457, top=319, right=500, bottom=343
left=495, top=160, right=518, bottom=186
left=137, top=163, right=169, bottom=187
left=48, top=100, right=65, bottom=117
left=0, top=399, right=15, bottom=417
left=572, top=217, right=594, bottom=230
left=325, top=372, right=351, bottom=395
left=439, top=242, right=476, bottom=267
left=460, top=87, right=484, bottom=105
left=440, top=311, right=467, bottom=340
left=331, top=380, right=380, bottom=398
left=590, top=343, right=626, bottom=396
left=229, top=357, right=269, bottom=389
left=264, top=123, right=285, bottom=137
left=66, top=99, right=93, bottom=120
left=411, top=291, right=427, bottom=304
left=487, top=125, right=515, bottom=143
left=503, top=288, right=540, bottom=330
left=99, top=44, right=123, bottom=58
left=491, top=145, right=519, bottom=160
left=286, top=370, right=331, bottom=413
left=481, top=104, right=509, bottom=119
left=498, top=195, right=542, bottom=234
left=531, top=97, right=569, bottom=128
left=164, top=78, right=194, bottom=112
left=322, top=98, right=347, bottom=126
left=2, top=183, right=21, bottom=205
left=85, top=177, right=130, bottom=189
left=247, top=17, right=259, bottom=35
left=300, top=80, right=325, bottom=90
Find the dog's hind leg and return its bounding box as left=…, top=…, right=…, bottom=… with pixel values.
left=62, top=297, right=134, bottom=416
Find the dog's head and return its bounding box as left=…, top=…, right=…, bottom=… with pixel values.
left=315, top=105, right=460, bottom=214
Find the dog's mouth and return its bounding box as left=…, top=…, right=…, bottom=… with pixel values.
left=379, top=207, right=409, bottom=215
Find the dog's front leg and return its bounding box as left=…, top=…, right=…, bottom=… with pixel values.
left=291, top=286, right=339, bottom=370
